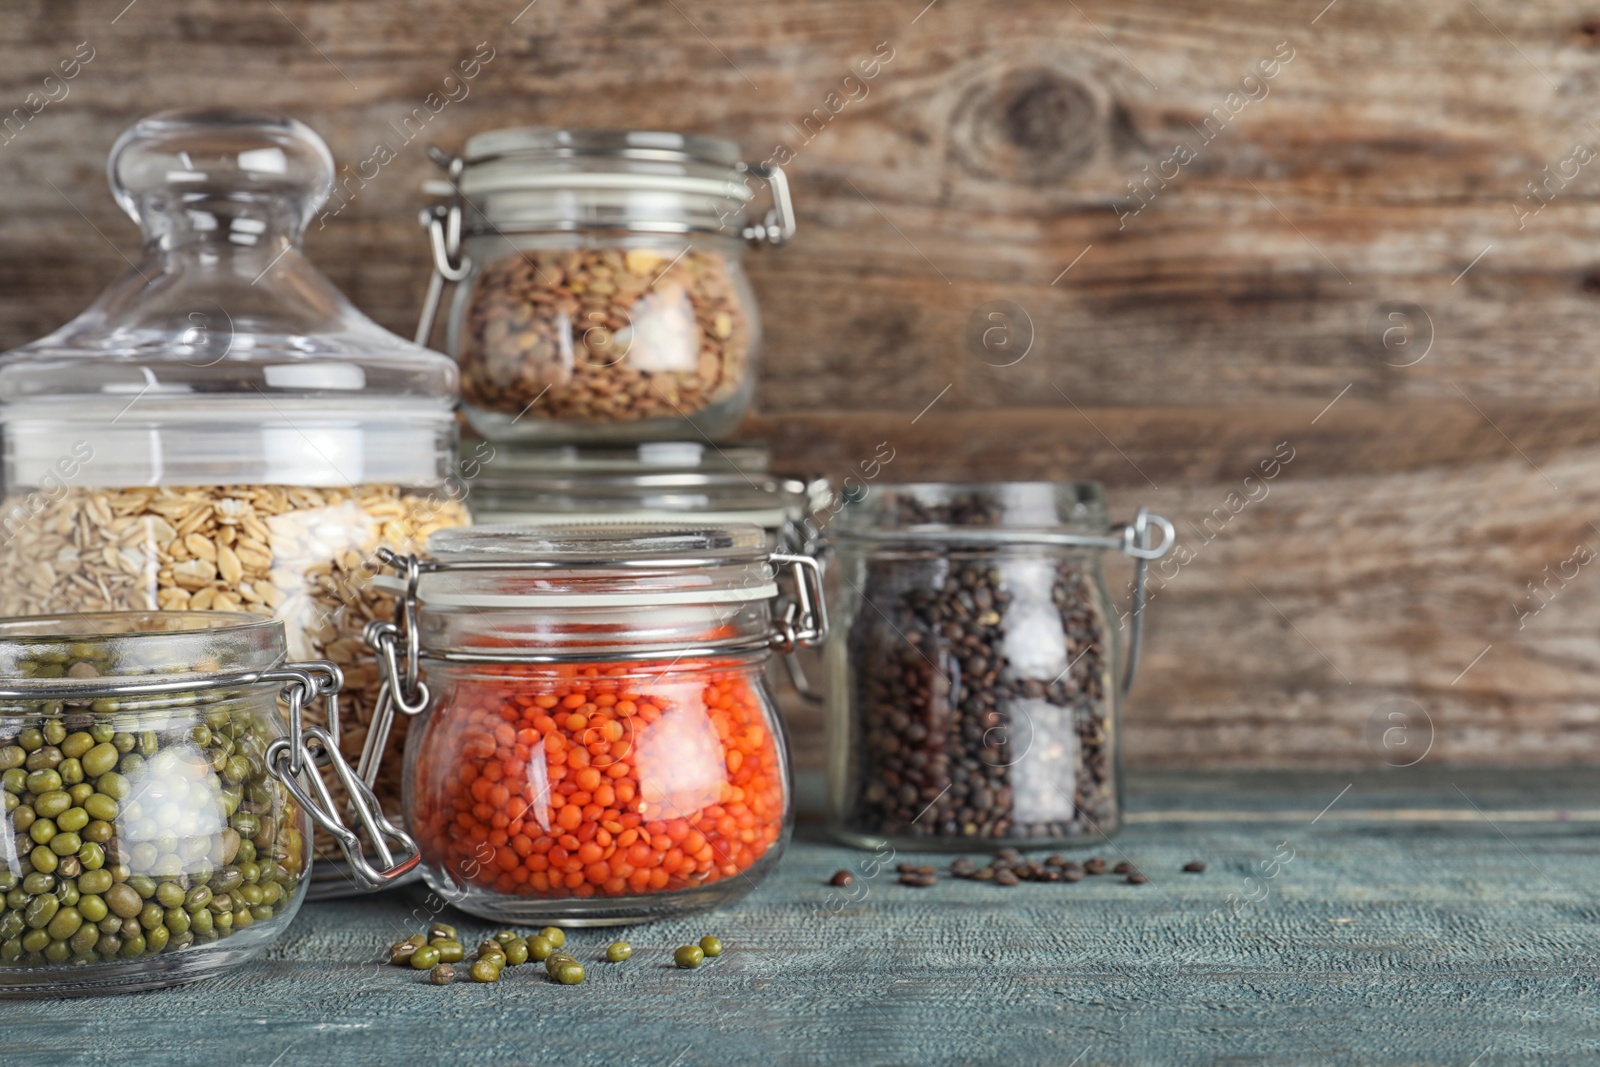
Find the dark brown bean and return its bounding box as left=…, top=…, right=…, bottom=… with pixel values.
left=1127, top=872, right=1149, bottom=885
left=1113, top=861, right=1134, bottom=874
left=1183, top=861, right=1207, bottom=873
left=1084, top=858, right=1107, bottom=875
left=994, top=869, right=1020, bottom=887
left=829, top=870, right=854, bottom=887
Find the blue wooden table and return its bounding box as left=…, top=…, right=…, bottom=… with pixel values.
left=3, top=768, right=1597, bottom=1067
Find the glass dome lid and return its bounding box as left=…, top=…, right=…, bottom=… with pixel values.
left=0, top=108, right=457, bottom=488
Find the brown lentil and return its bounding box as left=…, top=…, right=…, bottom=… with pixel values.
left=458, top=247, right=753, bottom=427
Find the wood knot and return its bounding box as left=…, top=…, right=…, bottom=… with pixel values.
left=1573, top=17, right=1600, bottom=45
left=951, top=67, right=1104, bottom=184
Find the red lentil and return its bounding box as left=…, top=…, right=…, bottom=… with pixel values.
left=411, top=661, right=785, bottom=898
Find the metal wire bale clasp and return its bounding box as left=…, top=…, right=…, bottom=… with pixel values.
left=768, top=552, right=828, bottom=653
left=1117, top=508, right=1176, bottom=695
left=260, top=665, right=420, bottom=892
left=414, top=149, right=471, bottom=347
left=736, top=162, right=796, bottom=247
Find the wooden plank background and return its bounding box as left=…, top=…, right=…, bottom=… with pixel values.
left=1, top=0, right=1596, bottom=768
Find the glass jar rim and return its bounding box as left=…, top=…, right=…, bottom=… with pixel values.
left=0, top=610, right=286, bottom=694
left=427, top=522, right=769, bottom=565
left=399, top=523, right=779, bottom=611
left=471, top=439, right=771, bottom=477
left=461, top=128, right=743, bottom=168
left=428, top=127, right=757, bottom=234
left=831, top=480, right=1115, bottom=545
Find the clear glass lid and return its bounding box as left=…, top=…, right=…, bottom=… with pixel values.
left=468, top=439, right=816, bottom=531
left=831, top=482, right=1112, bottom=542
left=411, top=523, right=775, bottom=608
left=0, top=109, right=457, bottom=488
left=0, top=610, right=283, bottom=690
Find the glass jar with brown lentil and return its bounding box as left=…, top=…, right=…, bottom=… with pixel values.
left=417, top=129, right=793, bottom=443
left=824, top=483, right=1172, bottom=850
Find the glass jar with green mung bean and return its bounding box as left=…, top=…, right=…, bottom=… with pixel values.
left=0, top=611, right=418, bottom=995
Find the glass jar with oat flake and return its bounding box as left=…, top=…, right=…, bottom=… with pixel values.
left=0, top=109, right=469, bottom=889
left=415, top=129, right=794, bottom=442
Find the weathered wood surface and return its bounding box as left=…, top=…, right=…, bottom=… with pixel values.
left=0, top=1, right=1598, bottom=765
left=2, top=770, right=1597, bottom=1067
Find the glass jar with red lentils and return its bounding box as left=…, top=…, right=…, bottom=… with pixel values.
left=366, top=524, right=825, bottom=925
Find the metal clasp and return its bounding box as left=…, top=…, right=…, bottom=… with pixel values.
left=261, top=664, right=420, bottom=892
left=769, top=552, right=828, bottom=652
left=356, top=548, right=432, bottom=792
left=415, top=149, right=471, bottom=348
left=737, top=162, right=796, bottom=247
left=1117, top=508, right=1176, bottom=695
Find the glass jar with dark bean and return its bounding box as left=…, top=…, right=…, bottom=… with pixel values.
left=825, top=483, right=1172, bottom=850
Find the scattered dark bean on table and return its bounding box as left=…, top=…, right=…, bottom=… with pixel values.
left=1183, top=861, right=1207, bottom=873
left=839, top=491, right=1119, bottom=846
left=1113, top=861, right=1133, bottom=874
left=1127, top=873, right=1149, bottom=885
left=829, top=869, right=854, bottom=887
left=1084, top=858, right=1107, bottom=875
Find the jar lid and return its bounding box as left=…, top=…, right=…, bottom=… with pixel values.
left=424, top=127, right=760, bottom=239
left=472, top=439, right=771, bottom=477
left=466, top=439, right=825, bottom=536
left=438, top=128, right=752, bottom=204
left=428, top=522, right=768, bottom=567
left=403, top=523, right=776, bottom=609
left=463, top=128, right=743, bottom=169
left=831, top=481, right=1115, bottom=545
left=0, top=611, right=284, bottom=698
left=0, top=109, right=457, bottom=488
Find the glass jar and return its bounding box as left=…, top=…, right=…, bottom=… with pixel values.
left=0, top=611, right=415, bottom=995
left=0, top=110, right=470, bottom=874
left=416, top=129, right=794, bottom=442
left=367, top=524, right=827, bottom=924
left=825, top=483, right=1172, bottom=851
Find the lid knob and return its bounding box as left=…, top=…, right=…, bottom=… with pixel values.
left=108, top=108, right=335, bottom=241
